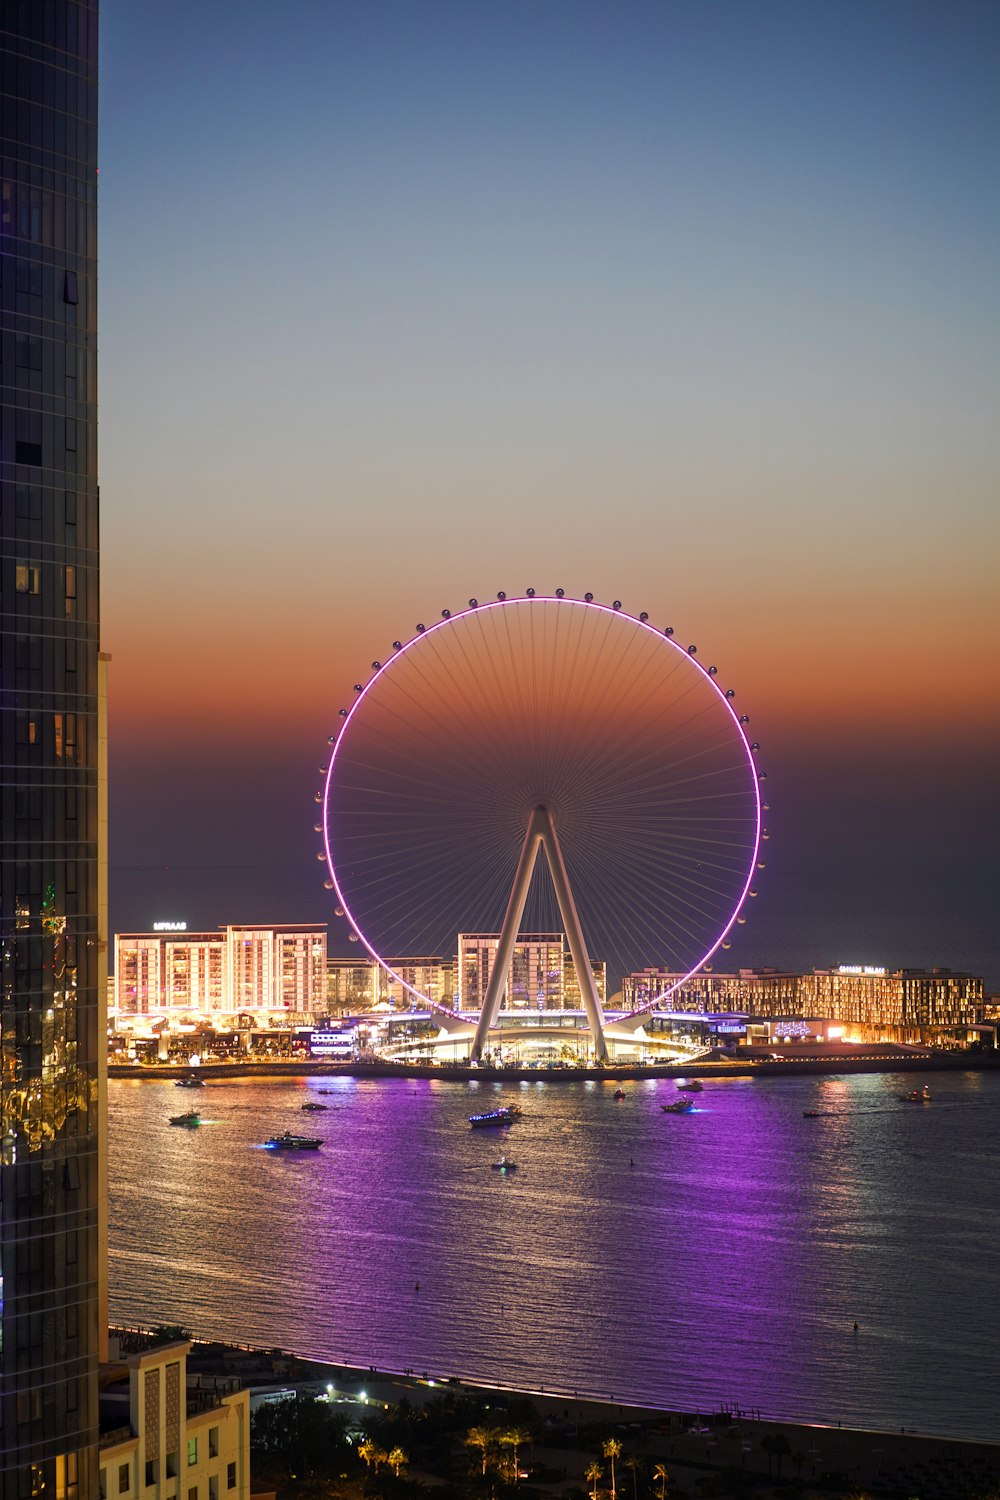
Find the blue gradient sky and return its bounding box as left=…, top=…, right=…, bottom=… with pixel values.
left=100, top=2, right=1000, bottom=982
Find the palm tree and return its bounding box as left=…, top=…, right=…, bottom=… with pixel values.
left=466, top=1425, right=500, bottom=1477
left=652, top=1463, right=670, bottom=1500
left=624, top=1454, right=642, bottom=1500
left=603, top=1438, right=622, bottom=1500
left=357, top=1439, right=378, bottom=1472
left=761, top=1433, right=790, bottom=1479
left=387, top=1447, right=408, bottom=1478
left=504, top=1426, right=532, bottom=1481
left=585, top=1461, right=603, bottom=1500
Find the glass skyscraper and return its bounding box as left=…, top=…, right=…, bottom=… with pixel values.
left=1, top=4, right=101, bottom=1496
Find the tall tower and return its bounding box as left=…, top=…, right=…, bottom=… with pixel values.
left=1, top=4, right=101, bottom=1497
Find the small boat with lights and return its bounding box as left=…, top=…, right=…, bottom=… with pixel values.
left=613, top=1088, right=626, bottom=1100
left=491, top=1156, right=518, bottom=1172
left=803, top=1110, right=822, bottom=1118
left=662, top=1099, right=695, bottom=1114
left=469, top=1105, right=522, bottom=1128
left=300, top=1101, right=329, bottom=1112
left=169, top=1110, right=201, bottom=1128
left=898, top=1086, right=932, bottom=1103
left=263, top=1132, right=322, bottom=1151
left=676, top=1080, right=703, bottom=1092
left=175, top=1075, right=205, bottom=1089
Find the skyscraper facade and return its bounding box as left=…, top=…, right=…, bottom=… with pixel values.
left=1, top=4, right=101, bottom=1496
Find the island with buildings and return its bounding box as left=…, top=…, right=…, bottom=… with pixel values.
left=109, top=923, right=995, bottom=1074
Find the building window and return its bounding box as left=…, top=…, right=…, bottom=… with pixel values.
left=208, top=1429, right=218, bottom=1459
left=187, top=1438, right=198, bottom=1467
left=189, top=1490, right=198, bottom=1500
left=15, top=440, right=43, bottom=466
left=65, top=565, right=77, bottom=616
left=100, top=1472, right=108, bottom=1500
left=64, top=269, right=79, bottom=304
left=15, top=256, right=42, bottom=295
left=208, top=1479, right=218, bottom=1500
left=51, top=712, right=79, bottom=762
left=15, top=335, right=41, bottom=370
left=227, top=1463, right=236, bottom=1490
left=15, top=563, right=40, bottom=594
left=144, top=1460, right=156, bottom=1488
left=166, top=1453, right=178, bottom=1479
left=15, top=714, right=38, bottom=746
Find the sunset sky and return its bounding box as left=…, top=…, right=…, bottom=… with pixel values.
left=100, top=1, right=1000, bottom=983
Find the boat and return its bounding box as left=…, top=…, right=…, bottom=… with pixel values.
left=898, top=1086, right=932, bottom=1103
left=491, top=1156, right=518, bottom=1172
left=662, top=1099, right=695, bottom=1114
left=612, top=1088, right=626, bottom=1100
left=263, top=1132, right=322, bottom=1150
left=803, top=1110, right=822, bottom=1118
left=676, top=1080, right=703, bottom=1092
left=174, top=1075, right=205, bottom=1089
left=469, top=1105, right=522, bottom=1128
left=300, top=1101, right=329, bottom=1112
left=169, top=1110, right=201, bottom=1127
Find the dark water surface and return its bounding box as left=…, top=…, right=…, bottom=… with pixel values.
left=109, top=1071, right=1000, bottom=1440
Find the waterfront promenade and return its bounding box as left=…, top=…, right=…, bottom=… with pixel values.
left=108, top=1046, right=999, bottom=1084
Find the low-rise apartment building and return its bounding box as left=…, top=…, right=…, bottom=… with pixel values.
left=99, top=1341, right=249, bottom=1500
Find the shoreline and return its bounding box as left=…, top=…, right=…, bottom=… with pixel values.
left=108, top=1051, right=1000, bottom=1083
left=113, top=1327, right=1000, bottom=1496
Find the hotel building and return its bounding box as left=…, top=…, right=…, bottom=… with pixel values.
left=325, top=939, right=605, bottom=1018
left=327, top=957, right=378, bottom=1012
left=374, top=955, right=456, bottom=1011
left=1, top=5, right=103, bottom=1494
left=458, top=933, right=605, bottom=1012
left=623, top=967, right=801, bottom=1014
left=114, top=926, right=327, bottom=1016
left=623, top=965, right=983, bottom=1041
left=115, top=933, right=227, bottom=1016
left=228, top=925, right=326, bottom=1013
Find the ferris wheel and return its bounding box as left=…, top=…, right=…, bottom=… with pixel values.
left=320, top=592, right=764, bottom=1059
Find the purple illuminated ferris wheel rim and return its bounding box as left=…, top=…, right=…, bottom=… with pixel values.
left=321, top=594, right=763, bottom=1018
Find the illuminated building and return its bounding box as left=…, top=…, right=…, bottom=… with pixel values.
left=623, top=968, right=800, bottom=1014
left=114, top=926, right=326, bottom=1015
left=375, top=956, right=455, bottom=1011
left=327, top=957, right=377, bottom=1012
left=227, top=925, right=326, bottom=1012
left=327, top=956, right=457, bottom=1014
left=458, top=933, right=567, bottom=1011
left=1, top=5, right=102, bottom=1494
left=115, top=933, right=227, bottom=1014
left=623, top=965, right=982, bottom=1040
left=563, top=952, right=607, bottom=1008
left=99, top=1340, right=249, bottom=1500
left=801, top=966, right=981, bottom=1032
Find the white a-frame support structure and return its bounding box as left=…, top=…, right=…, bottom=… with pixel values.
left=471, top=805, right=608, bottom=1062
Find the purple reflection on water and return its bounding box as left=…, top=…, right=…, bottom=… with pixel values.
left=109, top=1071, right=1000, bottom=1439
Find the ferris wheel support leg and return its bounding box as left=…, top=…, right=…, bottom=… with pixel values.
left=537, top=805, right=609, bottom=1062
left=471, top=812, right=544, bottom=1061
left=470, top=804, right=609, bottom=1063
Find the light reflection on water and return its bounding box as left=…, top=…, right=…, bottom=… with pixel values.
left=109, top=1070, right=1000, bottom=1439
